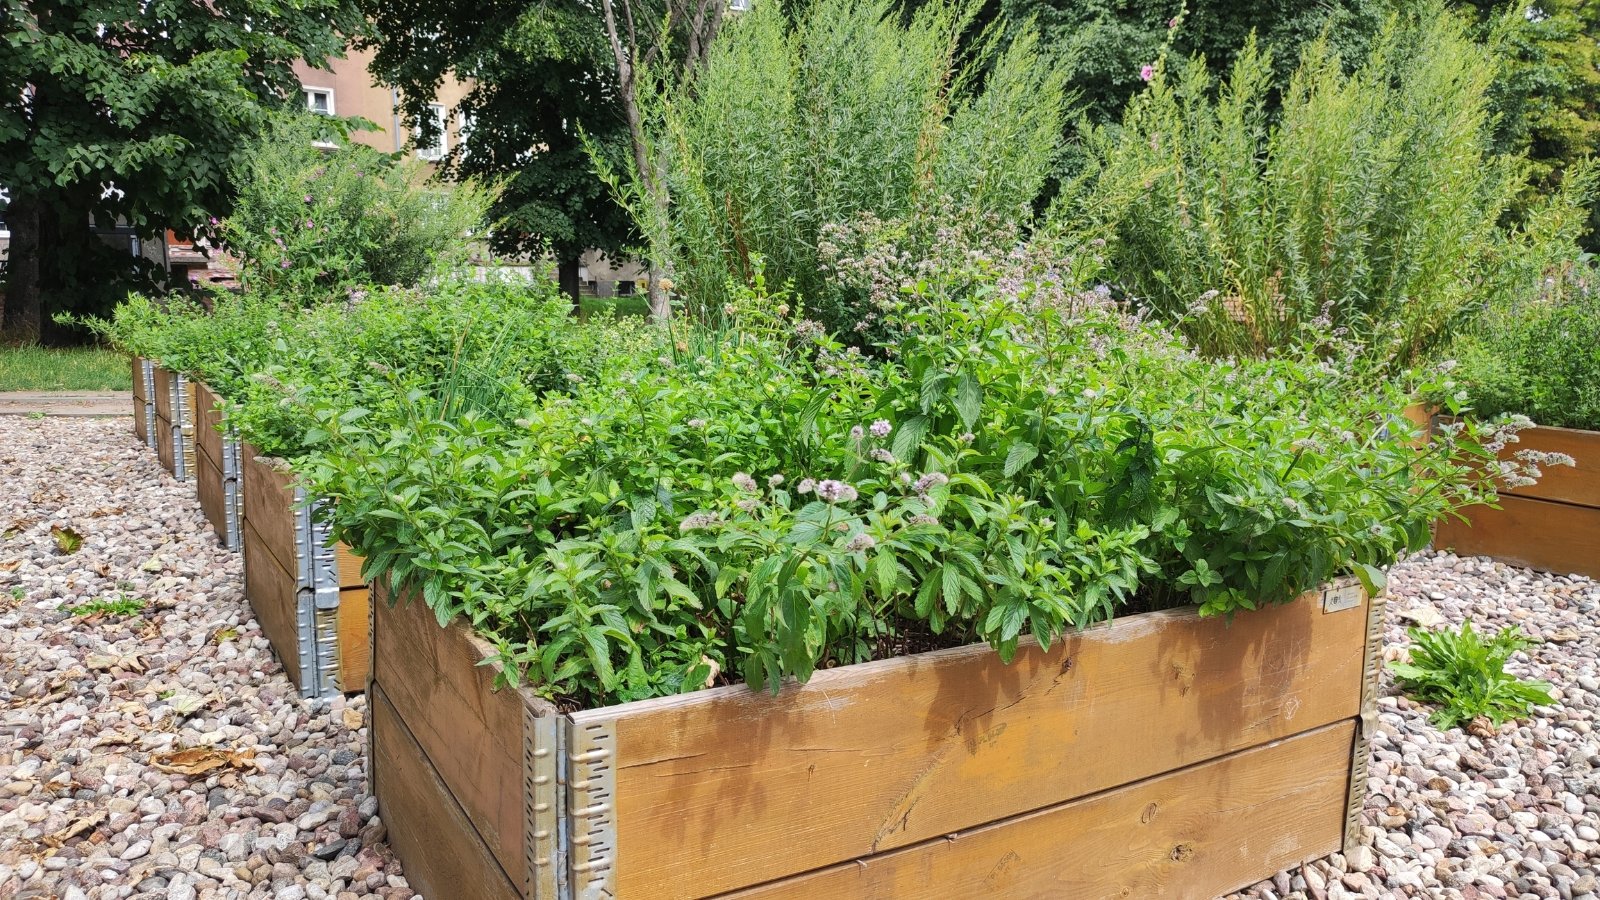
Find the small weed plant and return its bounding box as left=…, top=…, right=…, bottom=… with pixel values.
left=73, top=596, right=146, bottom=618
left=1390, top=622, right=1555, bottom=730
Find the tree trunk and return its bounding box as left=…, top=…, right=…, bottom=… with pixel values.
left=3, top=195, right=42, bottom=344
left=558, top=256, right=582, bottom=315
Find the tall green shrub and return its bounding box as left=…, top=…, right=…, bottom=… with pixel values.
left=223, top=116, right=497, bottom=300
left=653, top=0, right=1066, bottom=330
left=1055, top=6, right=1595, bottom=371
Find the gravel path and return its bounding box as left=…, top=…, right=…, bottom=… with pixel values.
left=0, top=417, right=408, bottom=900
left=1, top=416, right=1596, bottom=900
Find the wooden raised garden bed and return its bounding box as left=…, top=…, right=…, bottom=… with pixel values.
left=370, top=577, right=1384, bottom=900
left=191, top=381, right=242, bottom=550
left=131, top=356, right=156, bottom=449
left=1434, top=423, right=1600, bottom=579
left=240, top=443, right=369, bottom=699
left=151, top=365, right=196, bottom=481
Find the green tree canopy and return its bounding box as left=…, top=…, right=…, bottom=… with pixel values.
left=356, top=0, right=641, bottom=301
left=0, top=0, right=362, bottom=342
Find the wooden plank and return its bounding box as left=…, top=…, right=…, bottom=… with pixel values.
left=1500, top=425, right=1600, bottom=508
left=241, top=443, right=296, bottom=578
left=195, top=449, right=228, bottom=544
left=192, top=381, right=224, bottom=469
left=725, top=721, right=1355, bottom=900
left=131, top=357, right=147, bottom=401
left=336, top=586, right=371, bottom=691
left=153, top=367, right=174, bottom=422
left=372, top=583, right=538, bottom=889
left=371, top=684, right=521, bottom=900
left=583, top=589, right=1368, bottom=898
left=243, top=518, right=301, bottom=687
left=335, top=543, right=365, bottom=589
left=154, top=413, right=175, bottom=474
left=1434, top=494, right=1600, bottom=579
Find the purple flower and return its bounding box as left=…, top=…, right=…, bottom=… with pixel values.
left=912, top=472, right=949, bottom=496
left=732, top=472, right=759, bottom=493
left=679, top=511, right=720, bottom=532
left=305, top=219, right=314, bottom=229
left=1140, top=64, right=1155, bottom=82
left=870, top=448, right=895, bottom=464
left=279, top=259, right=292, bottom=269
left=870, top=419, right=892, bottom=438
left=844, top=533, right=877, bottom=553
left=815, top=480, right=858, bottom=504
left=767, top=474, right=785, bottom=488
left=209, top=216, right=219, bottom=226
left=797, top=478, right=816, bottom=495
left=304, top=194, right=314, bottom=204
left=849, top=425, right=865, bottom=443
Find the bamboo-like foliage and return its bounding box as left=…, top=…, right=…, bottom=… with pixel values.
left=657, top=0, right=1066, bottom=325
left=1055, top=5, right=1595, bottom=371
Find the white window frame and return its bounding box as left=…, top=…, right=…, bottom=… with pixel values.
left=416, top=104, right=449, bottom=161
left=303, top=87, right=335, bottom=116
left=729, top=0, right=751, bottom=11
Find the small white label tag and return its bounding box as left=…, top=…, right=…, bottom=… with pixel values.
left=1322, top=582, right=1364, bottom=613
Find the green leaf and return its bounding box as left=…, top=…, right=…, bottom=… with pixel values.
left=1351, top=562, right=1387, bottom=597
left=954, top=372, right=982, bottom=430
left=1003, top=441, right=1038, bottom=478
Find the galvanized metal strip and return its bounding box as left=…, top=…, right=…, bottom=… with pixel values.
left=223, top=478, right=241, bottom=551
left=309, top=500, right=341, bottom=611
left=526, top=711, right=565, bottom=900
left=313, top=606, right=341, bottom=698
left=141, top=361, right=158, bottom=450
left=294, top=590, right=321, bottom=701
left=567, top=718, right=616, bottom=900
left=174, top=374, right=193, bottom=481
left=1342, top=582, right=1387, bottom=855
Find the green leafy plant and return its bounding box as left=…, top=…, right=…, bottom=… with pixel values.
left=73, top=595, right=146, bottom=618
left=1444, top=257, right=1600, bottom=431
left=1054, top=5, right=1596, bottom=372
left=1390, top=621, right=1555, bottom=730
left=303, top=242, right=1517, bottom=707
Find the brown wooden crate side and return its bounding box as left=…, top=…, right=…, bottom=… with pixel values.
left=240, top=444, right=296, bottom=577
left=153, top=367, right=174, bottom=420
left=133, top=402, right=148, bottom=445
left=335, top=543, right=365, bottom=589
left=192, top=381, right=224, bottom=467
left=723, top=721, right=1354, bottom=900
left=1500, top=425, right=1600, bottom=507
left=1434, top=495, right=1600, bottom=579
left=371, top=684, right=522, bottom=900
left=242, top=519, right=300, bottom=687
left=336, top=587, right=371, bottom=692
left=195, top=453, right=228, bottom=544
left=585, top=589, right=1368, bottom=897
left=131, top=357, right=147, bottom=401
left=154, top=414, right=175, bottom=473
left=371, top=583, right=532, bottom=889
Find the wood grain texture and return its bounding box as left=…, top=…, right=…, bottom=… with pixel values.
left=152, top=367, right=174, bottom=421
left=336, top=587, right=371, bottom=691
left=192, top=381, right=224, bottom=469
left=371, top=683, right=521, bottom=900
left=335, top=543, right=365, bottom=589
left=154, top=412, right=175, bottom=474
left=242, top=518, right=300, bottom=686
left=580, top=590, right=1368, bottom=898
left=131, top=357, right=147, bottom=401
left=725, top=721, right=1355, bottom=900
left=195, top=450, right=227, bottom=544
left=1434, top=494, right=1600, bottom=579
left=372, top=583, right=539, bottom=889
left=1499, top=425, right=1600, bottom=508
left=241, top=444, right=296, bottom=578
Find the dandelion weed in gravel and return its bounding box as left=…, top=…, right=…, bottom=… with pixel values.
left=1390, top=621, right=1556, bottom=730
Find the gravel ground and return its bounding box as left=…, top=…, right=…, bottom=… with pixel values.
left=0, top=416, right=1596, bottom=900
left=0, top=418, right=408, bottom=900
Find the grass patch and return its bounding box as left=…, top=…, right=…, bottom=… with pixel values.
left=0, top=346, right=133, bottom=391
left=578, top=295, right=651, bottom=320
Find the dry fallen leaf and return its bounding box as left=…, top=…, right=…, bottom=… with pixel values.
left=150, top=747, right=260, bottom=776
left=340, top=708, right=363, bottom=731
left=1467, top=716, right=1497, bottom=740
left=50, top=525, right=83, bottom=555
left=1546, top=628, right=1580, bottom=644
left=87, top=507, right=124, bottom=518
left=0, top=559, right=21, bottom=573
left=42, top=811, right=105, bottom=848
left=1395, top=606, right=1445, bottom=628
